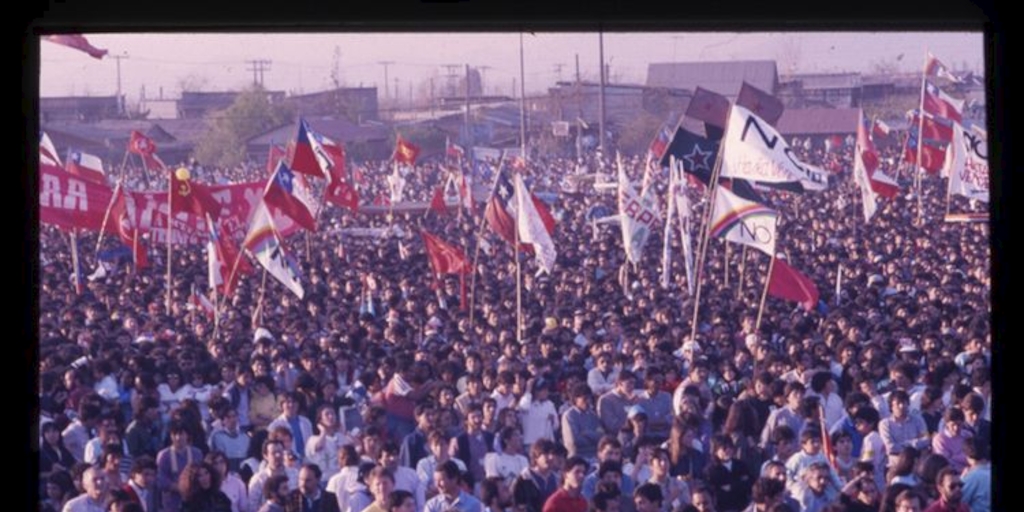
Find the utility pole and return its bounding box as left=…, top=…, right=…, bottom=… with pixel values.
left=430, top=77, right=435, bottom=117
left=598, top=31, right=607, bottom=153
left=246, top=59, right=272, bottom=87
left=464, top=64, right=472, bottom=147
left=111, top=53, right=129, bottom=115
left=442, top=64, right=461, bottom=98
left=478, top=65, right=492, bottom=96
left=378, top=61, right=394, bottom=99
left=394, top=78, right=399, bottom=107
left=554, top=63, right=565, bottom=83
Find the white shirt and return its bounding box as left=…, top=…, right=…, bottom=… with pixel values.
left=517, top=394, right=558, bottom=445
left=326, top=466, right=359, bottom=512
left=483, top=452, right=529, bottom=486
left=62, top=494, right=105, bottom=512
left=391, top=465, right=425, bottom=511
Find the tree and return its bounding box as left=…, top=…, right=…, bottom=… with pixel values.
left=615, top=111, right=664, bottom=157
left=194, top=85, right=295, bottom=169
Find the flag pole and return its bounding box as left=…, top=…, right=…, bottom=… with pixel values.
left=724, top=240, right=731, bottom=288
left=737, top=245, right=748, bottom=300
left=70, top=228, right=83, bottom=295
left=254, top=267, right=269, bottom=328
left=468, top=154, right=507, bottom=330
left=165, top=172, right=175, bottom=315
left=755, top=253, right=776, bottom=331
left=660, top=157, right=677, bottom=290
left=835, top=262, right=843, bottom=307
left=514, top=172, right=523, bottom=343
left=95, top=179, right=124, bottom=257
left=914, top=50, right=929, bottom=225
left=689, top=113, right=730, bottom=342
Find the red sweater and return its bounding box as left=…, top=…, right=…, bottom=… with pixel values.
left=542, top=488, right=588, bottom=512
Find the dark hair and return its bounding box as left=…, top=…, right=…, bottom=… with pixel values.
left=751, top=477, right=785, bottom=504
left=597, top=460, right=622, bottom=479
left=179, top=462, right=221, bottom=503
left=263, top=474, right=291, bottom=503
left=633, top=482, right=663, bottom=504
left=480, top=476, right=504, bottom=505
left=564, top=456, right=589, bottom=473
left=388, top=490, right=415, bottom=511
left=301, top=463, right=323, bottom=480
left=962, top=436, right=988, bottom=461
left=435, top=460, right=461, bottom=481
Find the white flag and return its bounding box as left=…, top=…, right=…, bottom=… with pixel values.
left=617, top=155, right=661, bottom=264
left=673, top=163, right=696, bottom=296
left=660, top=159, right=676, bottom=290
left=721, top=105, right=828, bottom=191
left=514, top=173, right=557, bottom=274
left=243, top=203, right=305, bottom=299
left=709, top=186, right=778, bottom=256
left=945, top=122, right=989, bottom=203
left=40, top=131, right=62, bottom=167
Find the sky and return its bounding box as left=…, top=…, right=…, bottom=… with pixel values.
left=38, top=32, right=985, bottom=106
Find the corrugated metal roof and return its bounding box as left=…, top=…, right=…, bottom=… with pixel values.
left=646, top=61, right=778, bottom=98
left=776, top=108, right=859, bottom=135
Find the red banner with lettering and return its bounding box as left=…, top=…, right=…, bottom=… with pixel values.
left=40, top=164, right=302, bottom=244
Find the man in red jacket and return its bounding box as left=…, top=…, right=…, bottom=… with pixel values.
left=542, top=456, right=589, bottom=512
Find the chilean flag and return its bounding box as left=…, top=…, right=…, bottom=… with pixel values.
left=65, top=150, right=106, bottom=184
left=291, top=118, right=345, bottom=180
left=263, top=161, right=319, bottom=231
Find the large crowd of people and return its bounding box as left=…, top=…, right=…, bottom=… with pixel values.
left=38, top=132, right=991, bottom=512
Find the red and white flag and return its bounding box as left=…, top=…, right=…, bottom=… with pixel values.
left=514, top=172, right=557, bottom=274
left=263, top=161, right=319, bottom=231
left=871, top=119, right=892, bottom=139
left=924, top=51, right=962, bottom=83
left=43, top=34, right=108, bottom=59
left=65, top=150, right=106, bottom=184
left=923, top=81, right=964, bottom=123
left=189, top=285, right=216, bottom=321
left=40, top=131, right=61, bottom=167
left=854, top=111, right=898, bottom=222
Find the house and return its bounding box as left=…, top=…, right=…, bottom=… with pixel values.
left=286, top=87, right=380, bottom=122
left=646, top=60, right=778, bottom=99
left=775, top=108, right=859, bottom=150
left=41, top=96, right=121, bottom=123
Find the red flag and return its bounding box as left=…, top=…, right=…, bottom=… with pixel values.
left=372, top=192, right=391, bottom=206
left=685, top=87, right=730, bottom=130
left=43, top=34, right=108, bottom=59
left=736, top=81, right=784, bottom=126
left=924, top=52, right=962, bottom=83
left=429, top=187, right=448, bottom=215
left=768, top=257, right=819, bottom=311
left=394, top=135, right=421, bottom=165
left=446, top=137, right=465, bottom=160
left=170, top=168, right=220, bottom=219
left=421, top=231, right=471, bottom=276
left=327, top=181, right=360, bottom=213
left=128, top=131, right=165, bottom=171
left=904, top=133, right=948, bottom=174
left=907, top=110, right=955, bottom=142
left=266, top=145, right=286, bottom=176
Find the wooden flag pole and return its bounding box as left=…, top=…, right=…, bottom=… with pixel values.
left=914, top=50, right=929, bottom=225
left=724, top=240, right=731, bottom=288
left=514, top=171, right=523, bottom=343
left=736, top=245, right=748, bottom=300
left=755, top=253, right=776, bottom=331
left=689, top=114, right=730, bottom=342
left=165, top=173, right=174, bottom=316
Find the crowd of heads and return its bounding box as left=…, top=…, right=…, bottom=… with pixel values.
left=39, top=132, right=991, bottom=512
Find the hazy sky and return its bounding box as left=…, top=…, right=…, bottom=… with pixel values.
left=39, top=32, right=985, bottom=104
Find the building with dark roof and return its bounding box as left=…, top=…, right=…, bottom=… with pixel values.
left=286, top=87, right=380, bottom=122
left=177, top=90, right=287, bottom=119
left=41, top=96, right=121, bottom=123
left=646, top=60, right=778, bottom=99
left=778, top=73, right=862, bottom=108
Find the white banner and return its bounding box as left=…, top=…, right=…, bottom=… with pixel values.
left=709, top=187, right=778, bottom=256
left=721, top=105, right=828, bottom=191
left=945, top=122, right=989, bottom=203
